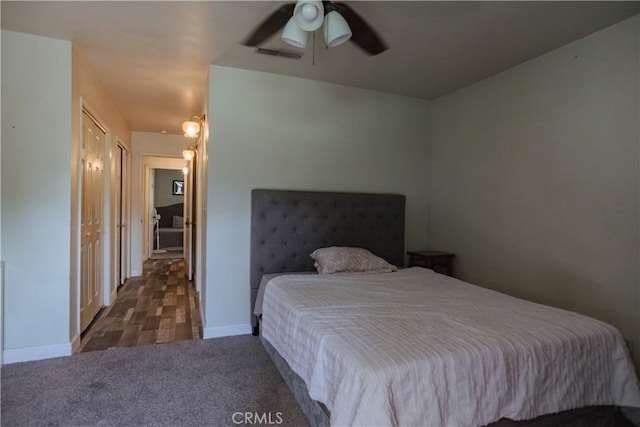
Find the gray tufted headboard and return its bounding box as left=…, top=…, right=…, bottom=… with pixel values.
left=250, top=189, right=405, bottom=334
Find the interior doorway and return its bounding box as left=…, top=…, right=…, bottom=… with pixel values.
left=141, top=156, right=192, bottom=267
left=150, top=168, right=185, bottom=260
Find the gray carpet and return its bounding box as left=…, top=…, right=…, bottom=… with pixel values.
left=1, top=335, right=308, bottom=427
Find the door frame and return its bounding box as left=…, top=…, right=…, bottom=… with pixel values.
left=141, top=156, right=186, bottom=262
left=114, top=142, right=131, bottom=289
left=183, top=156, right=194, bottom=281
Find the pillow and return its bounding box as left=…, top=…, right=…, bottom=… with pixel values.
left=310, top=247, right=398, bottom=275
left=172, top=215, right=184, bottom=228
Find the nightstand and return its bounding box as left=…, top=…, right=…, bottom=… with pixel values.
left=407, top=250, right=455, bottom=277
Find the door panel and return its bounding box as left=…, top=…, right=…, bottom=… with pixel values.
left=120, top=148, right=129, bottom=284
left=80, top=111, right=105, bottom=332
left=115, top=145, right=122, bottom=290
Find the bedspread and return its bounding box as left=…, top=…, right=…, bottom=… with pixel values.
left=260, top=267, right=640, bottom=427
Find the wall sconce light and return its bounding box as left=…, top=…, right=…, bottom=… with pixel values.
left=182, top=147, right=196, bottom=161
left=182, top=114, right=204, bottom=171
left=182, top=114, right=205, bottom=139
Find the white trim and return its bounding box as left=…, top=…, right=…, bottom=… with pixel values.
left=117, top=142, right=132, bottom=285
left=203, top=323, right=251, bottom=339
left=3, top=342, right=72, bottom=364
left=71, top=96, right=85, bottom=352
left=102, top=129, right=113, bottom=307
left=82, top=104, right=110, bottom=135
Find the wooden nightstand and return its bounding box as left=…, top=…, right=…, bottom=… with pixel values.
left=407, top=250, right=455, bottom=277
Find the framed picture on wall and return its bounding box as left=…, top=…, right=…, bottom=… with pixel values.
left=172, top=180, right=184, bottom=196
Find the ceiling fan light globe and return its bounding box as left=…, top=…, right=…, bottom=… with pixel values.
left=293, top=0, right=324, bottom=31
left=301, top=4, right=317, bottom=21
left=323, top=11, right=352, bottom=47
left=282, top=17, right=308, bottom=48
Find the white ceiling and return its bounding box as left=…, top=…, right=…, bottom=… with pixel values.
left=2, top=1, right=638, bottom=135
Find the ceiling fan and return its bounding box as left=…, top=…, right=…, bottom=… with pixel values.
left=242, top=0, right=387, bottom=56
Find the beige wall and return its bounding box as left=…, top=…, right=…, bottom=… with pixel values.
left=1, top=30, right=73, bottom=361
left=426, top=16, right=640, bottom=365
left=205, top=66, right=431, bottom=336
left=0, top=30, right=132, bottom=362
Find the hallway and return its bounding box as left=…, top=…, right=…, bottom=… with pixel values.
left=79, top=258, right=202, bottom=352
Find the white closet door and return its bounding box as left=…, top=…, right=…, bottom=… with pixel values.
left=80, top=111, right=105, bottom=332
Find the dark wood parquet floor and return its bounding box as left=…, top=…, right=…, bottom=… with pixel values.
left=79, top=258, right=202, bottom=353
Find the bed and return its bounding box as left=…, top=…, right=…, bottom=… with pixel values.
left=250, top=189, right=640, bottom=427
left=154, top=203, right=184, bottom=249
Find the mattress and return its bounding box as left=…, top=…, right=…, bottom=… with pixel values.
left=260, top=267, right=640, bottom=427
left=254, top=272, right=315, bottom=318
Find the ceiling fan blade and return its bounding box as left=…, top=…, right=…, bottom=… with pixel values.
left=332, top=2, right=387, bottom=56
left=242, top=3, right=296, bottom=47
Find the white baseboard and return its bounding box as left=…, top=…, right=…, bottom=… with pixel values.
left=3, top=342, right=72, bottom=364
left=70, top=334, right=81, bottom=353
left=203, top=323, right=251, bottom=339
